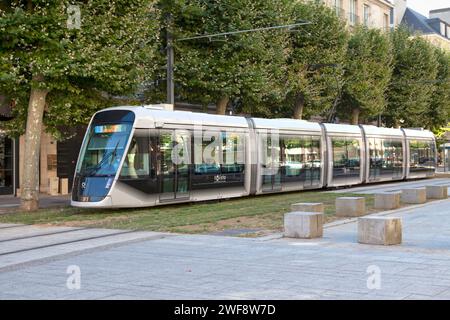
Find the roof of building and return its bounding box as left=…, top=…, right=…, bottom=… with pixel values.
left=429, top=7, right=450, bottom=14
left=402, top=8, right=439, bottom=35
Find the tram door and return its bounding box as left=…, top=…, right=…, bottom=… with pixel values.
left=159, top=130, right=190, bottom=201
left=261, top=135, right=281, bottom=192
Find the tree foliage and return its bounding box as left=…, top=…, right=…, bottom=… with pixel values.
left=283, top=2, right=348, bottom=120
left=385, top=27, right=438, bottom=128
left=0, top=0, right=160, bottom=139
left=426, top=49, right=450, bottom=131
left=339, top=26, right=392, bottom=124
left=151, top=0, right=292, bottom=114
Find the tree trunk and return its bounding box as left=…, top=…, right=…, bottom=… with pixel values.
left=293, top=94, right=305, bottom=120
left=351, top=108, right=360, bottom=125
left=216, top=96, right=229, bottom=115
left=20, top=75, right=48, bottom=212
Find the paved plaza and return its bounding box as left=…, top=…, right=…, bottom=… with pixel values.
left=1, top=179, right=450, bottom=299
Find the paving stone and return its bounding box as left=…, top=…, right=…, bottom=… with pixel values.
left=1, top=181, right=450, bottom=299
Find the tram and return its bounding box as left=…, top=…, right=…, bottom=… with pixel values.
left=71, top=106, right=436, bottom=208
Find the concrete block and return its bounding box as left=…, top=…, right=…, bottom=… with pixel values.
left=284, top=211, right=324, bottom=239
left=48, top=177, right=59, bottom=195
left=60, top=178, right=69, bottom=195
left=374, top=192, right=401, bottom=210
left=358, top=216, right=402, bottom=245
left=335, top=197, right=366, bottom=217
left=426, top=185, right=448, bottom=200
left=401, top=188, right=426, bottom=204
left=290, top=202, right=324, bottom=213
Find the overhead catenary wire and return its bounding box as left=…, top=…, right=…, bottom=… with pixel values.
left=177, top=21, right=312, bottom=42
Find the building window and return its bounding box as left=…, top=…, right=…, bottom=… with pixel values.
left=390, top=8, right=394, bottom=25
left=363, top=4, right=370, bottom=26
left=441, top=22, right=446, bottom=36
left=349, top=0, right=358, bottom=25
left=383, top=13, right=389, bottom=31
left=334, top=0, right=343, bottom=17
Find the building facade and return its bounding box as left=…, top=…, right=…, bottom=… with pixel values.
left=319, top=0, right=395, bottom=30
left=0, top=96, right=18, bottom=196
left=0, top=95, right=85, bottom=196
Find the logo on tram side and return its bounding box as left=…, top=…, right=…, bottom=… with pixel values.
left=214, top=175, right=227, bottom=182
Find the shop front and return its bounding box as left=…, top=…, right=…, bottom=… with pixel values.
left=0, top=132, right=17, bottom=195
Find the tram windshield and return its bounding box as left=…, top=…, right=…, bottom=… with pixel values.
left=76, top=123, right=133, bottom=177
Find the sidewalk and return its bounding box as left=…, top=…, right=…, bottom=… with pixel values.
left=1, top=197, right=450, bottom=299
left=0, top=194, right=70, bottom=213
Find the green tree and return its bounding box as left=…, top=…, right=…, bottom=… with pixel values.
left=284, top=2, right=348, bottom=120
left=154, top=0, right=292, bottom=115
left=425, top=49, right=450, bottom=131
left=340, top=26, right=392, bottom=125
left=385, top=27, right=438, bottom=128
left=0, top=0, right=159, bottom=211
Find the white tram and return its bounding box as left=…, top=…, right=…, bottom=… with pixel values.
left=71, top=106, right=436, bottom=208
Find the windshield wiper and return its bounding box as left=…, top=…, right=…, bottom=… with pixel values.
left=83, top=141, right=121, bottom=177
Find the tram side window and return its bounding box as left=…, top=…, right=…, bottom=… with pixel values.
left=310, top=136, right=321, bottom=185
left=221, top=132, right=245, bottom=174
left=192, top=130, right=245, bottom=190
left=120, top=129, right=151, bottom=179
left=194, top=133, right=221, bottom=175
left=391, top=139, right=403, bottom=176
left=381, top=139, right=397, bottom=177
left=369, top=138, right=404, bottom=180
left=280, top=135, right=321, bottom=186
left=281, top=136, right=305, bottom=181
left=368, top=138, right=381, bottom=179
left=332, top=137, right=361, bottom=183
left=410, top=140, right=436, bottom=173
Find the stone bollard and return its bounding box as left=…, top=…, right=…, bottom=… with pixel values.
left=60, top=178, right=69, bottom=195
left=358, top=216, right=402, bottom=245
left=426, top=185, right=448, bottom=200
left=374, top=191, right=402, bottom=210
left=284, top=211, right=324, bottom=239
left=48, top=177, right=59, bottom=196
left=290, top=202, right=324, bottom=213
left=335, top=197, right=366, bottom=217
left=401, top=188, right=426, bottom=204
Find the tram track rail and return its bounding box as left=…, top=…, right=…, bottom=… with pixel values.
left=0, top=229, right=136, bottom=257
left=0, top=227, right=87, bottom=244
left=0, top=224, right=33, bottom=230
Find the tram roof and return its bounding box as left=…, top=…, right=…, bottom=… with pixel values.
left=321, top=123, right=362, bottom=135
left=103, top=106, right=250, bottom=128
left=402, top=128, right=435, bottom=139
left=361, top=125, right=404, bottom=137
left=251, top=118, right=322, bottom=132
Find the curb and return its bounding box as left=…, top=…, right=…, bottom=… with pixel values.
left=323, top=197, right=450, bottom=229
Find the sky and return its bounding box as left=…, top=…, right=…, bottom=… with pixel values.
left=407, top=0, right=450, bottom=17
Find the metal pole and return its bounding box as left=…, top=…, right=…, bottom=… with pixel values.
left=166, top=20, right=311, bottom=105
left=166, top=16, right=174, bottom=104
